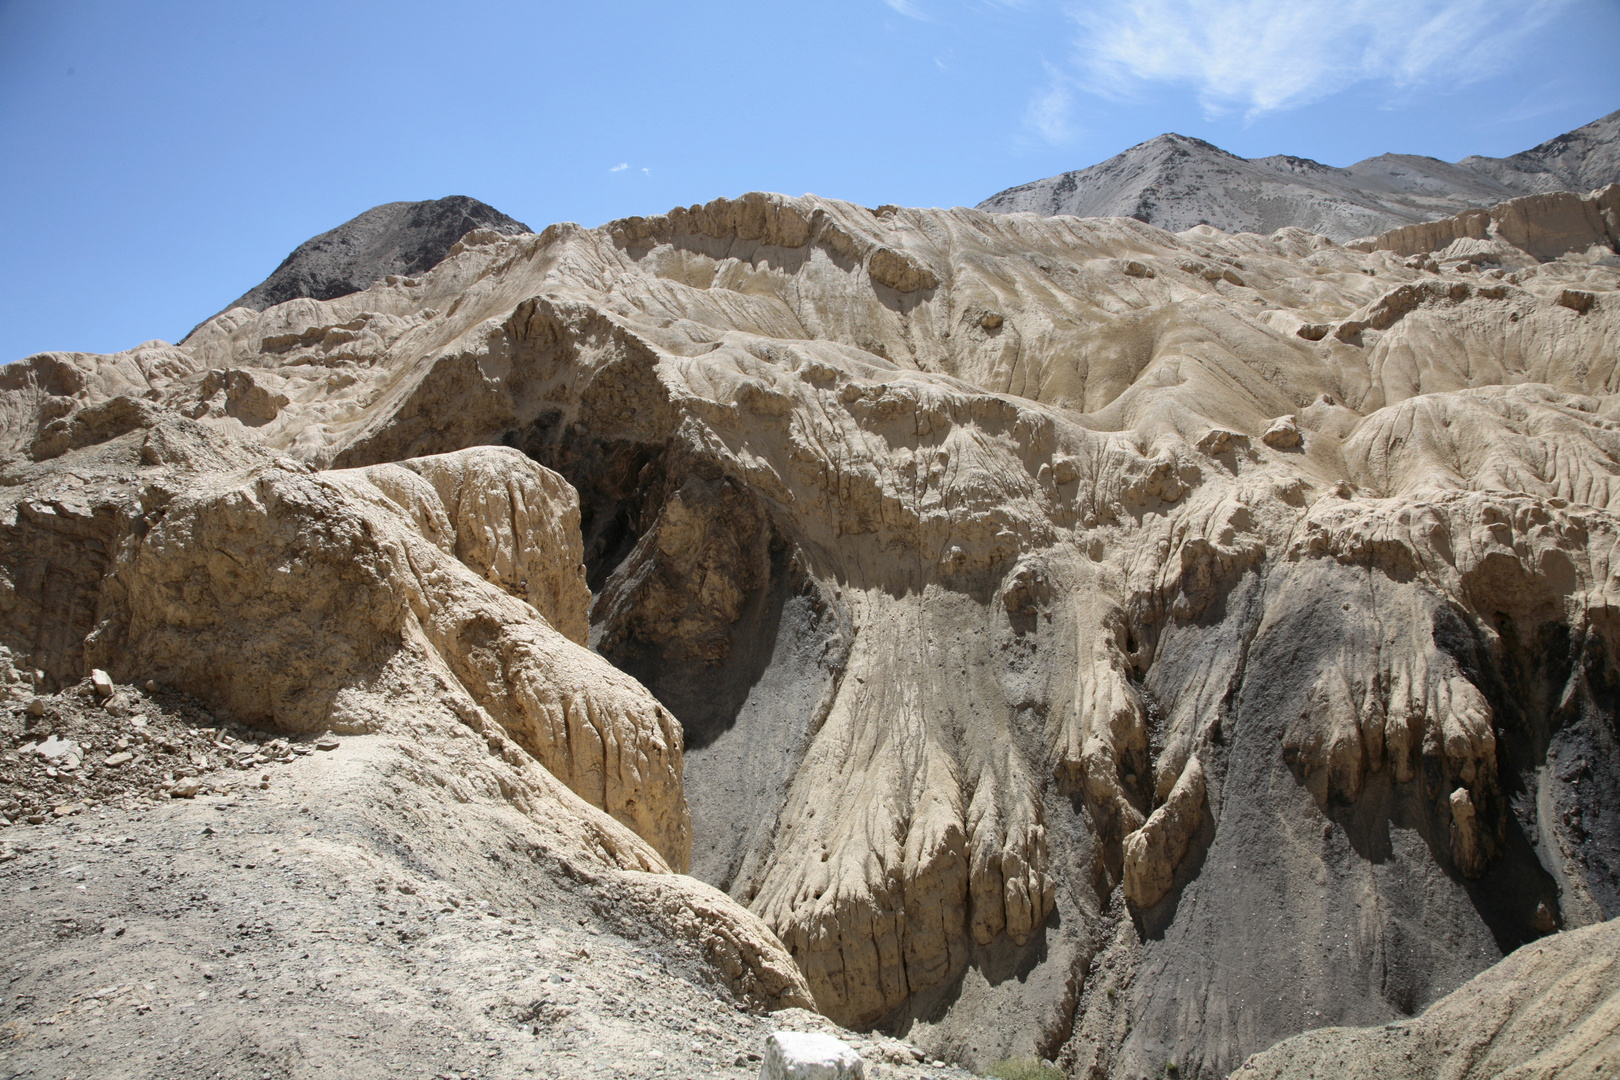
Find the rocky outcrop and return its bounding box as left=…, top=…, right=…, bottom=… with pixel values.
left=5, top=180, right=1620, bottom=1074
left=1366, top=183, right=1620, bottom=262
left=1233, top=917, right=1620, bottom=1078
left=978, top=109, right=1620, bottom=242
left=379, top=447, right=593, bottom=645
left=0, top=416, right=827, bottom=1014
left=0, top=427, right=691, bottom=872
left=0, top=341, right=204, bottom=458
left=1122, top=755, right=1204, bottom=909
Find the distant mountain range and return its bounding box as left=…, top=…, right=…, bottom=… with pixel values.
left=978, top=108, right=1620, bottom=241
left=211, top=112, right=1618, bottom=336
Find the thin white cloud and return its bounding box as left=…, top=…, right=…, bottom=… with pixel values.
left=889, top=0, right=1031, bottom=21
left=609, top=162, right=629, bottom=173
left=1026, top=71, right=1078, bottom=144
left=1072, top=0, right=1570, bottom=119
left=885, top=0, right=929, bottom=18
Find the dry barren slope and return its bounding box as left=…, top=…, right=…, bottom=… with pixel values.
left=3, top=181, right=1620, bottom=1078
left=1234, top=917, right=1620, bottom=1079
left=978, top=109, right=1620, bottom=242
left=0, top=678, right=955, bottom=1080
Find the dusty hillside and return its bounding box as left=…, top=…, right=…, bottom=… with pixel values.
left=978, top=108, right=1620, bottom=241
left=3, top=179, right=1620, bottom=1078
left=0, top=679, right=960, bottom=1080
left=1234, top=917, right=1620, bottom=1078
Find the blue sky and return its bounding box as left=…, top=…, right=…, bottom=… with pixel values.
left=2, top=0, right=1617, bottom=362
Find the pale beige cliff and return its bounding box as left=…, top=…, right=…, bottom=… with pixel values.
left=2, top=186, right=1618, bottom=1075
left=1364, top=183, right=1620, bottom=263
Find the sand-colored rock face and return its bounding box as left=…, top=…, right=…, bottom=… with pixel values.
left=373, top=447, right=593, bottom=645
left=4, top=186, right=1619, bottom=1073
left=0, top=432, right=689, bottom=872
left=1366, top=183, right=1620, bottom=263
left=1122, top=754, right=1204, bottom=909
left=0, top=421, right=824, bottom=1012
left=0, top=424, right=831, bottom=1016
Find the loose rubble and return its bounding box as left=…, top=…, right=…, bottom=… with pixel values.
left=2, top=679, right=313, bottom=828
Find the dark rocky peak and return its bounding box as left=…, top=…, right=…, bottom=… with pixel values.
left=220, top=195, right=531, bottom=315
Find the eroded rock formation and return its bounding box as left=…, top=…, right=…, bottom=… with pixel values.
left=3, top=180, right=1618, bottom=1075
left=0, top=417, right=813, bottom=1009
left=1363, top=182, right=1620, bottom=264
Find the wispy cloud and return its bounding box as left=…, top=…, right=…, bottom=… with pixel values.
left=1025, top=68, right=1078, bottom=144
left=887, top=0, right=1031, bottom=21
left=609, top=162, right=628, bottom=173
left=1071, top=0, right=1569, bottom=119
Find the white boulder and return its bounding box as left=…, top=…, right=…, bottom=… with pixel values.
left=759, top=1031, right=866, bottom=1080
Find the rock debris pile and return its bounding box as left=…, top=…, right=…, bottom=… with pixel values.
left=1, top=678, right=319, bottom=825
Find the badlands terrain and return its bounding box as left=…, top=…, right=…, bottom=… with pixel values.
left=3, top=117, right=1620, bottom=1080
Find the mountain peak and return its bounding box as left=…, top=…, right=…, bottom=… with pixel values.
left=222, top=195, right=531, bottom=315
left=1154, top=132, right=1235, bottom=153
left=978, top=109, right=1620, bottom=241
